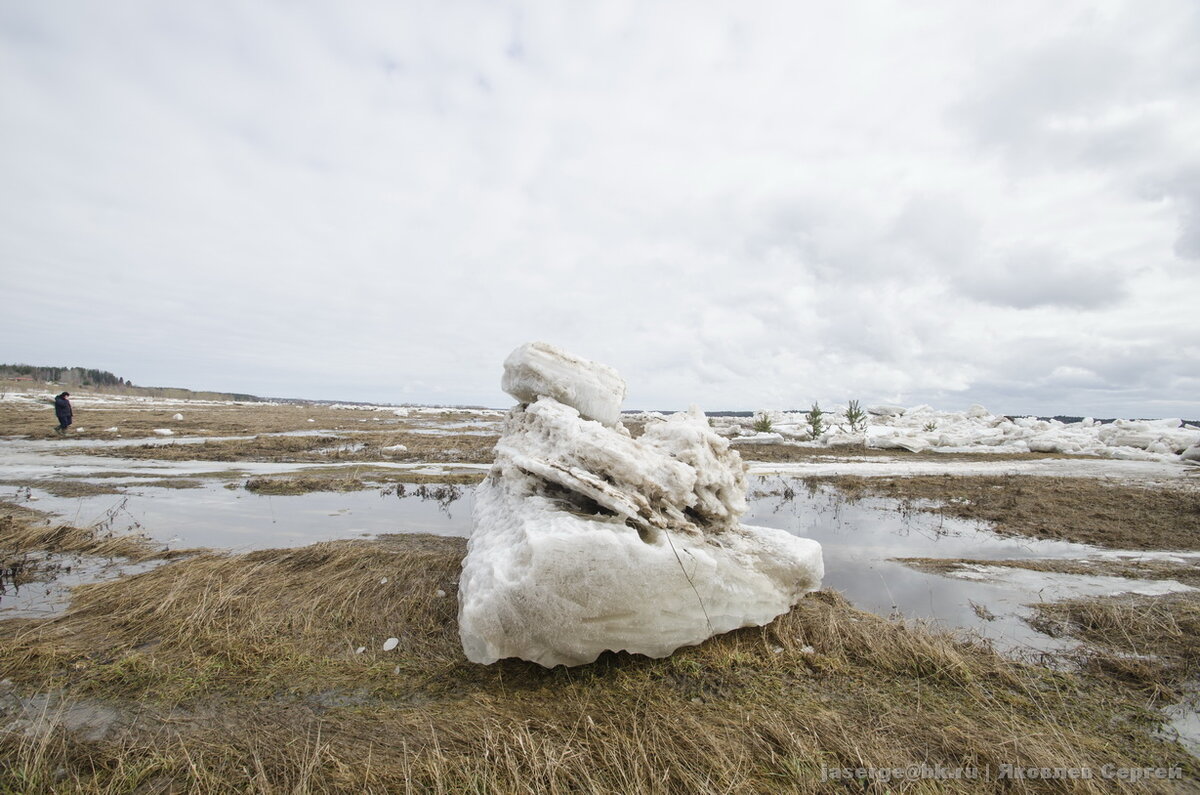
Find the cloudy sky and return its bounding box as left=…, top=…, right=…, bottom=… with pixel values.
left=2, top=1, right=1197, bottom=416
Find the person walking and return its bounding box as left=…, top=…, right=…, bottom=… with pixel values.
left=54, top=391, right=72, bottom=433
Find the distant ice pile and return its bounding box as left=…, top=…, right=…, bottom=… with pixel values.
left=726, top=404, right=1200, bottom=463
left=458, top=342, right=824, bottom=668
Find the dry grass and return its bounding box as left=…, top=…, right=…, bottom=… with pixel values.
left=737, top=442, right=1079, bottom=463
left=0, top=503, right=180, bottom=564
left=0, top=396, right=497, bottom=441
left=1028, top=592, right=1200, bottom=698
left=243, top=476, right=367, bottom=495
left=69, top=432, right=499, bottom=465
left=123, top=478, right=205, bottom=490
left=1, top=503, right=194, bottom=607
left=0, top=534, right=1195, bottom=792
left=4, top=477, right=205, bottom=498
left=1, top=478, right=123, bottom=498
left=239, top=469, right=484, bottom=495
left=811, top=474, right=1200, bottom=550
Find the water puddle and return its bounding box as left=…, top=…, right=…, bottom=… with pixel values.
left=4, top=471, right=1194, bottom=660
left=0, top=438, right=490, bottom=483
left=8, top=481, right=473, bottom=552
left=743, top=478, right=1193, bottom=653
left=1160, top=687, right=1200, bottom=759
left=0, top=551, right=159, bottom=618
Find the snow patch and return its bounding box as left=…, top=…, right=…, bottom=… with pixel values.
left=689, top=406, right=1200, bottom=465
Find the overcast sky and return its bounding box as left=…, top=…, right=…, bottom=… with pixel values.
left=2, top=2, right=1197, bottom=416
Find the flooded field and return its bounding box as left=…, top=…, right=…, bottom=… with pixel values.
left=3, top=398, right=1200, bottom=784
left=3, top=431, right=1195, bottom=660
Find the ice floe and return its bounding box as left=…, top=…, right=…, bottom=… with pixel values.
left=457, top=343, right=823, bottom=668
left=716, top=404, right=1200, bottom=464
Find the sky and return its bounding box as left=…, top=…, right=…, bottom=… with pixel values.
left=2, top=1, right=1198, bottom=416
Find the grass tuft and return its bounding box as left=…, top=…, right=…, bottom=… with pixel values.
left=1, top=534, right=1195, bottom=791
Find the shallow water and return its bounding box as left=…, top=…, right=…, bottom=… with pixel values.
left=12, top=481, right=473, bottom=552
left=0, top=552, right=158, bottom=618
left=1161, top=690, right=1200, bottom=759
left=744, top=479, right=1193, bottom=652
left=0, top=438, right=489, bottom=482
left=7, top=472, right=1193, bottom=656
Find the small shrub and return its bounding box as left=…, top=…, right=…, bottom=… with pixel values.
left=806, top=403, right=825, bottom=438
left=923, top=421, right=938, bottom=433
left=752, top=413, right=773, bottom=433
left=845, top=400, right=867, bottom=432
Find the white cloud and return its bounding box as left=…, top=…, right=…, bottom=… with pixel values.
left=0, top=1, right=1197, bottom=417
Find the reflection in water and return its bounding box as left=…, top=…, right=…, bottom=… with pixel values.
left=743, top=475, right=1188, bottom=655
left=13, top=480, right=475, bottom=553
left=0, top=552, right=157, bottom=618
left=7, top=469, right=1197, bottom=745
left=381, top=483, right=464, bottom=512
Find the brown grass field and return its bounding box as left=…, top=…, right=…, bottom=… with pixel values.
left=3, top=393, right=1200, bottom=791
left=1, top=508, right=1197, bottom=792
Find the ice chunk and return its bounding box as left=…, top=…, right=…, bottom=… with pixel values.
left=867, top=404, right=906, bottom=416
left=172, top=413, right=184, bottom=421
left=501, top=342, right=627, bottom=427
left=459, top=344, right=823, bottom=668
left=874, top=437, right=929, bottom=453
left=730, top=432, right=786, bottom=445
left=1182, top=443, right=1200, bottom=463
left=153, top=429, right=174, bottom=436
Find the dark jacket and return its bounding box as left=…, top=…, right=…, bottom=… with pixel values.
left=54, top=394, right=72, bottom=423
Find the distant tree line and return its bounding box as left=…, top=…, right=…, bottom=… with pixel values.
left=0, top=364, right=129, bottom=387
left=1, top=363, right=267, bottom=402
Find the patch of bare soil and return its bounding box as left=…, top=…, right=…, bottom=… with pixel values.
left=1, top=534, right=1195, bottom=791
left=811, top=474, right=1200, bottom=550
